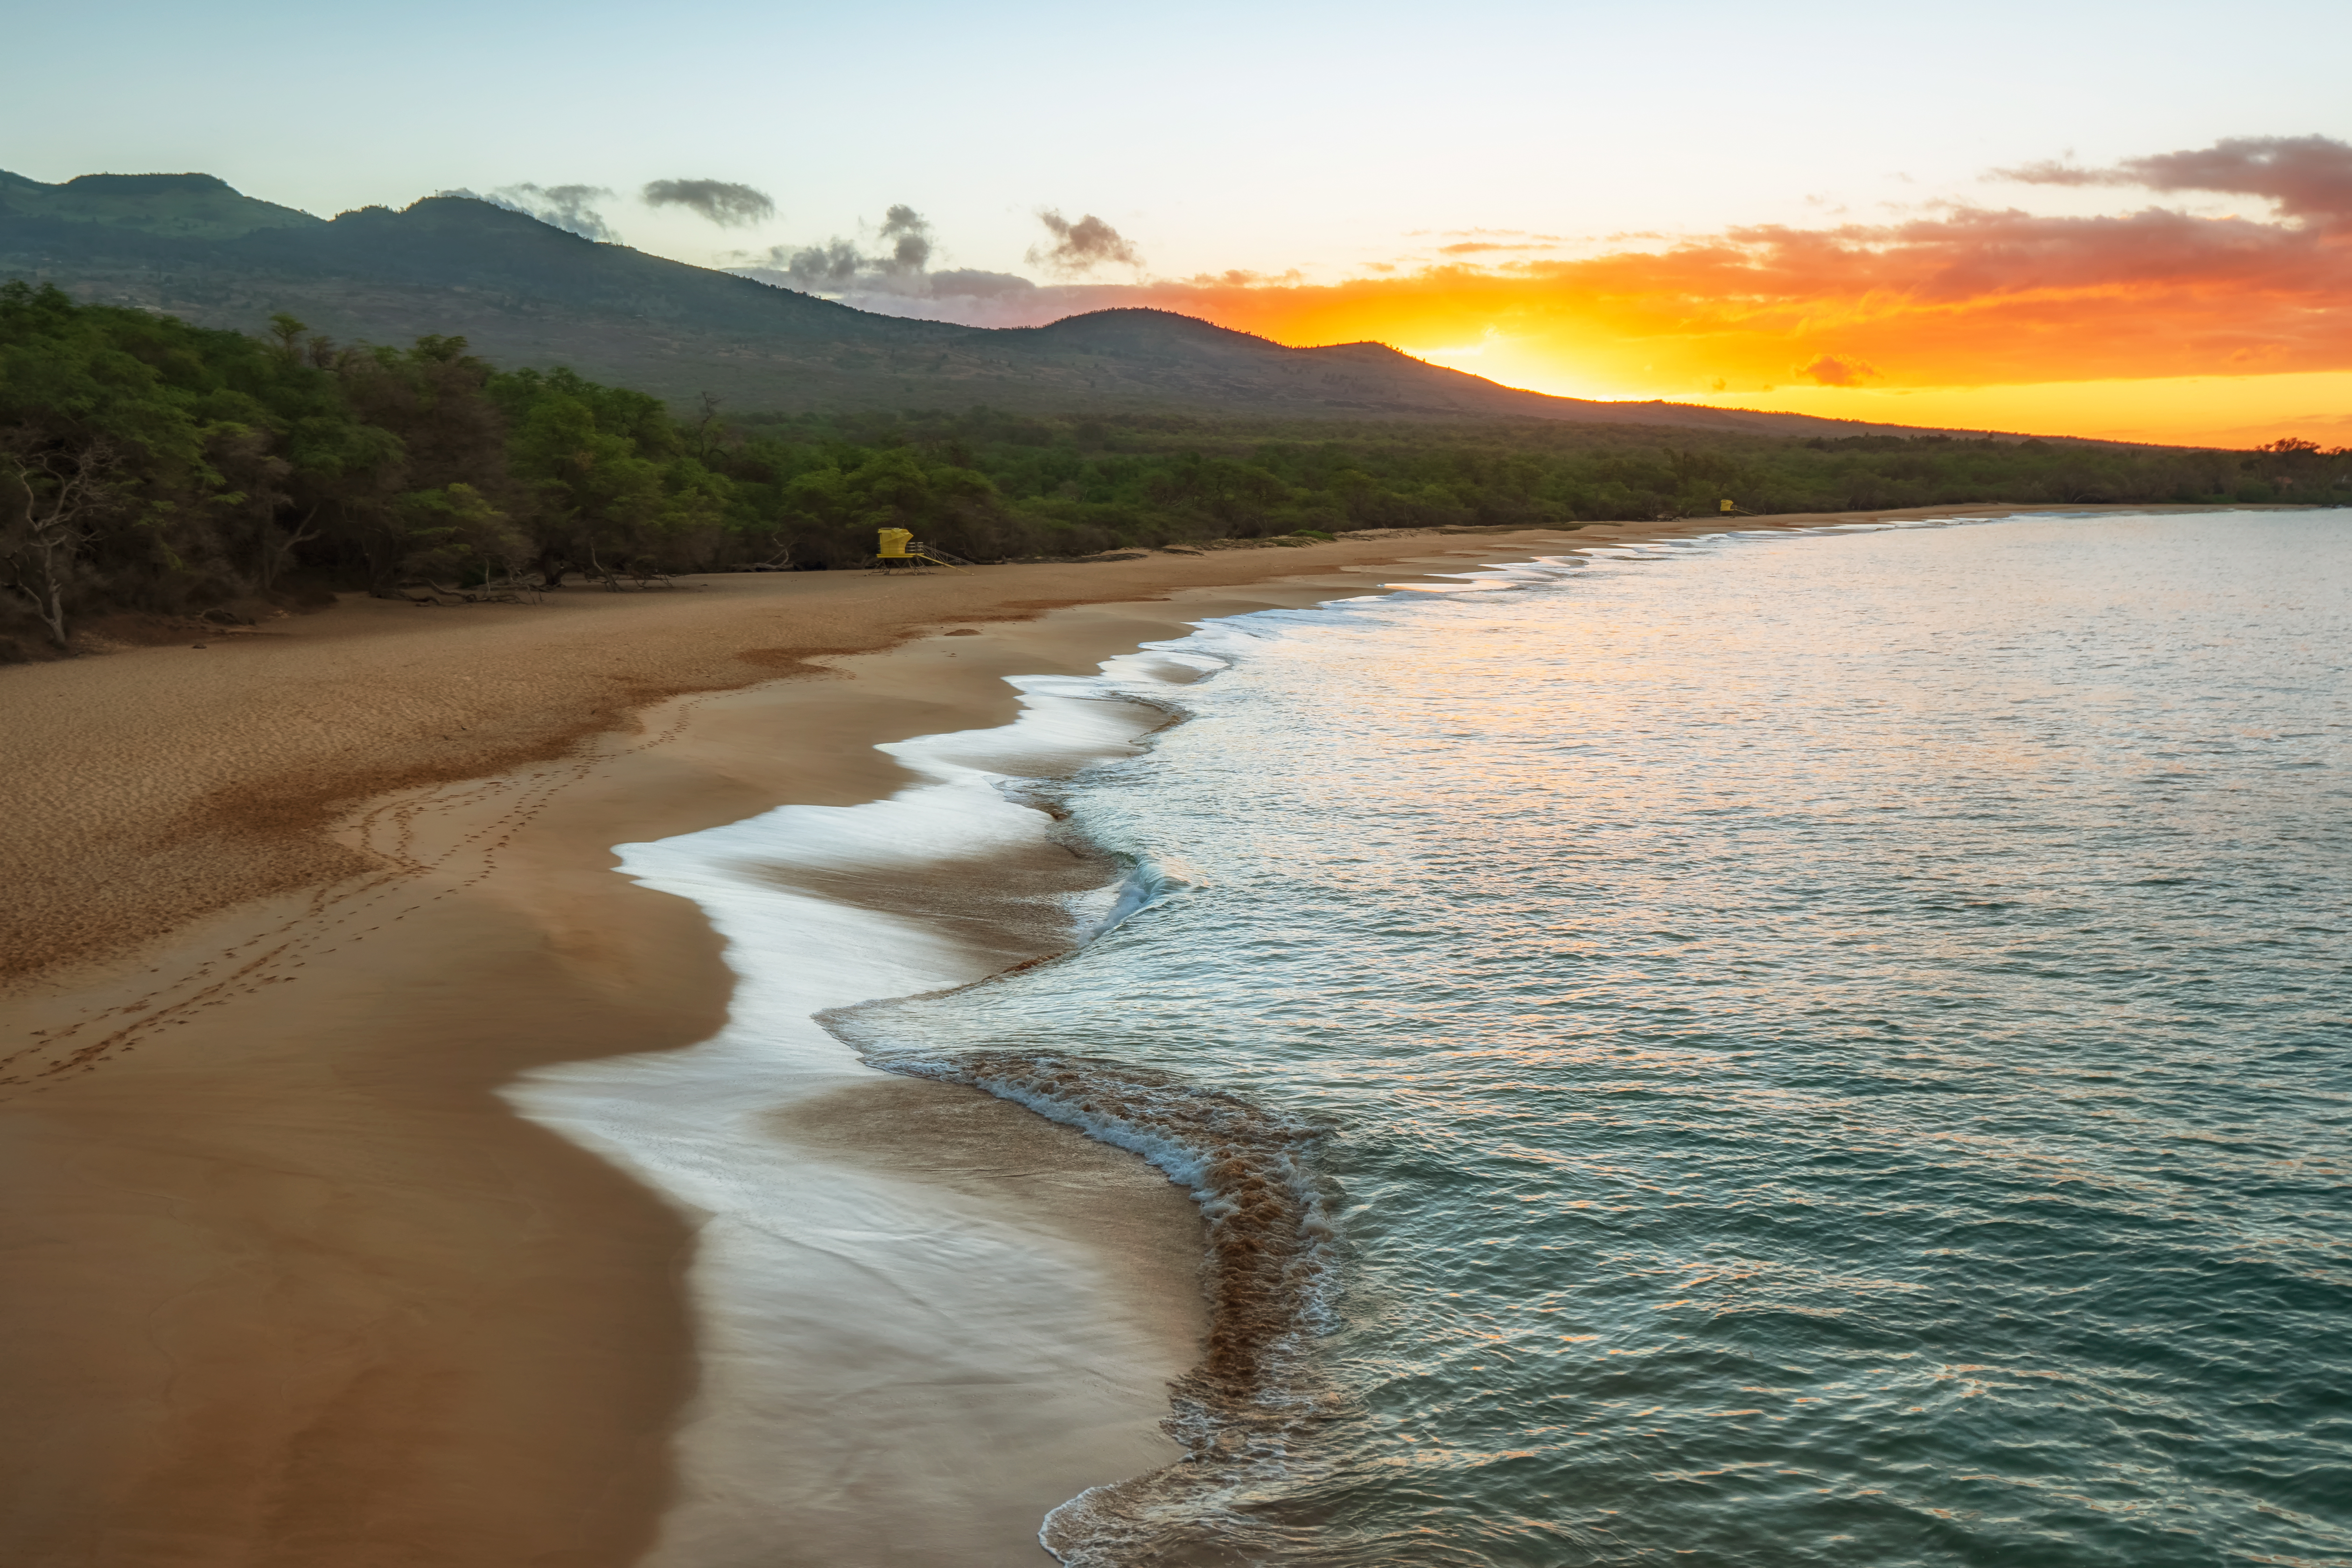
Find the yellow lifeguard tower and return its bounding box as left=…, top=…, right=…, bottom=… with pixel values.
left=872, top=528, right=968, bottom=571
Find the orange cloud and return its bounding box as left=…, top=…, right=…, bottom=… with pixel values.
left=827, top=136, right=2352, bottom=441
left=1115, top=191, right=2352, bottom=393
left=1798, top=353, right=1881, bottom=387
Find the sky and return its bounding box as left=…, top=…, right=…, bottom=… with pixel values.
left=9, top=0, right=2352, bottom=445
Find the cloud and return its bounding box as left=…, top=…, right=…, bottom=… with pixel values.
left=763, top=239, right=856, bottom=288
left=1436, top=227, right=1566, bottom=243
left=1799, top=354, right=1881, bottom=387
left=1015, top=135, right=2352, bottom=395
left=923, top=268, right=1037, bottom=300
left=1027, top=210, right=1142, bottom=275
left=641, top=178, right=776, bottom=228
left=1997, top=134, right=2352, bottom=224
left=442, top=183, right=621, bottom=241
left=493, top=184, right=619, bottom=242
left=739, top=204, right=937, bottom=292
left=731, top=225, right=1150, bottom=328
left=728, top=204, right=1026, bottom=308
left=725, top=201, right=1204, bottom=327
left=1180, top=268, right=1305, bottom=287
left=876, top=204, right=932, bottom=273
left=1436, top=240, right=1559, bottom=255
left=715, top=136, right=2352, bottom=407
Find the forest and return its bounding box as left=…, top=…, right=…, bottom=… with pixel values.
left=5, top=281, right=2346, bottom=658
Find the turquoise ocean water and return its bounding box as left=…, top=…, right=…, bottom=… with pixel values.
left=849, top=511, right=2350, bottom=1566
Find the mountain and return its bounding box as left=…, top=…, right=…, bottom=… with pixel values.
left=0, top=170, right=322, bottom=241
left=1, top=171, right=2009, bottom=438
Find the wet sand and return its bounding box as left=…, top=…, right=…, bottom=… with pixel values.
left=0, top=505, right=2135, bottom=1565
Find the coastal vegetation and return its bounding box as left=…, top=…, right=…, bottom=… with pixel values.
left=4, top=280, right=2347, bottom=658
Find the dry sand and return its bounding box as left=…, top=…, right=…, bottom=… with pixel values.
left=0, top=504, right=2114, bottom=1565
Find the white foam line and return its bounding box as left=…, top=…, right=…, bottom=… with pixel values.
left=500, top=665, right=1198, bottom=1565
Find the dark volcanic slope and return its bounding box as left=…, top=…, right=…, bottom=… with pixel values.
left=2, top=175, right=1977, bottom=436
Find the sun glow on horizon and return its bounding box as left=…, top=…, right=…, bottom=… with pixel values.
left=1382, top=339, right=2352, bottom=447
left=982, top=135, right=2352, bottom=448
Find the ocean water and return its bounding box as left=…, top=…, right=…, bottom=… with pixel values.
left=836, top=511, right=2352, bottom=1566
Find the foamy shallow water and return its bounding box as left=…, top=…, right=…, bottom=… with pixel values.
left=500, top=665, right=1200, bottom=1563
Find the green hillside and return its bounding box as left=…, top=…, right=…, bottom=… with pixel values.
left=0, top=170, right=322, bottom=239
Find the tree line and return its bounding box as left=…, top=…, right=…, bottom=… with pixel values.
left=4, top=280, right=2345, bottom=658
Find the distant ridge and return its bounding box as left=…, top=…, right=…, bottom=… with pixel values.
left=0, top=169, right=322, bottom=240
left=1, top=169, right=2032, bottom=439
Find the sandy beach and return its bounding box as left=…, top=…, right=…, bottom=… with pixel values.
left=0, top=504, right=2161, bottom=1565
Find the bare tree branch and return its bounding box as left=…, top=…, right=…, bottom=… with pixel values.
left=0, top=435, right=122, bottom=650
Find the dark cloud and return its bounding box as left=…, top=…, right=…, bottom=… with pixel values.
left=877, top=204, right=932, bottom=273
left=441, top=183, right=621, bottom=241
left=724, top=203, right=1141, bottom=311
left=641, top=178, right=777, bottom=228
left=1998, top=134, right=2352, bottom=224
left=1027, top=210, right=1143, bottom=275
left=769, top=238, right=865, bottom=288
left=729, top=206, right=950, bottom=295
left=727, top=210, right=1071, bottom=323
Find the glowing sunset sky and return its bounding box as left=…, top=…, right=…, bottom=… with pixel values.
left=9, top=0, right=2350, bottom=445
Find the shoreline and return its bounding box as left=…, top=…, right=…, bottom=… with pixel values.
left=0, top=503, right=2225, bottom=1563
left=0, top=502, right=2225, bottom=993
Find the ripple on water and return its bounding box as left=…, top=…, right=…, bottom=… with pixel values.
left=863, top=513, right=2352, bottom=1567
